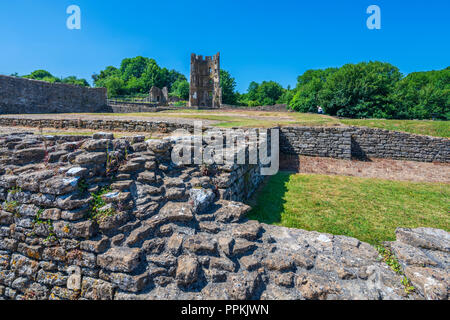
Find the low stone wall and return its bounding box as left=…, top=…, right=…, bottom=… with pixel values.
left=0, top=75, right=107, bottom=114
left=351, top=127, right=450, bottom=162
left=280, top=126, right=449, bottom=163
left=280, top=127, right=352, bottom=160
left=221, top=104, right=289, bottom=112
left=0, top=132, right=448, bottom=300
left=0, top=117, right=195, bottom=134
left=0, top=117, right=448, bottom=163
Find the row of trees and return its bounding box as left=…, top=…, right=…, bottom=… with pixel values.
left=15, top=70, right=90, bottom=87
left=92, top=56, right=187, bottom=98
left=289, top=62, right=449, bottom=120
left=14, top=58, right=448, bottom=120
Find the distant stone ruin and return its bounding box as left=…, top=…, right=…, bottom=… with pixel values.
left=189, top=53, right=222, bottom=108
left=149, top=86, right=169, bottom=106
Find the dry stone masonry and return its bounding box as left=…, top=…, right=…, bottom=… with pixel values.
left=0, top=132, right=448, bottom=300
left=0, top=75, right=107, bottom=114
left=0, top=118, right=448, bottom=163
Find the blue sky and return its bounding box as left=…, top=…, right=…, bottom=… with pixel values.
left=0, top=0, right=448, bottom=92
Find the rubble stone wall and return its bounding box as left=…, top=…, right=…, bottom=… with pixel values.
left=0, top=132, right=448, bottom=300
left=0, top=76, right=107, bottom=114
left=280, top=126, right=449, bottom=162
left=0, top=117, right=447, bottom=163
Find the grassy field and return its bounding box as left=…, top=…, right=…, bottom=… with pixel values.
left=247, top=172, right=450, bottom=244
left=340, top=118, right=449, bottom=138
left=86, top=110, right=449, bottom=137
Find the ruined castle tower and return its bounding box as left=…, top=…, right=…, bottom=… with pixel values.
left=189, top=52, right=222, bottom=108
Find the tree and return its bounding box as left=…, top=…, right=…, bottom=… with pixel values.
left=289, top=68, right=337, bottom=112
left=94, top=57, right=187, bottom=97
left=170, top=79, right=190, bottom=100
left=392, top=68, right=450, bottom=119
left=220, top=70, right=238, bottom=105
left=22, top=70, right=90, bottom=87
left=319, top=62, right=402, bottom=118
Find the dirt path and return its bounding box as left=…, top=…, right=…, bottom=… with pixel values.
left=281, top=155, right=450, bottom=183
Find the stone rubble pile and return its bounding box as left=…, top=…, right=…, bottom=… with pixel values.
left=0, top=132, right=447, bottom=300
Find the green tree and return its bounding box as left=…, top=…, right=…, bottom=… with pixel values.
left=392, top=68, right=450, bottom=119
left=319, top=62, right=402, bottom=118
left=220, top=70, right=238, bottom=105
left=170, top=79, right=190, bottom=100
left=289, top=68, right=337, bottom=112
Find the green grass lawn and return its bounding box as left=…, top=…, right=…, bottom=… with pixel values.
left=340, top=118, right=450, bottom=138
left=248, top=172, right=450, bottom=244
left=64, top=111, right=449, bottom=137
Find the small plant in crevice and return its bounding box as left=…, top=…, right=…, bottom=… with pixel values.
left=9, top=186, right=22, bottom=195
left=88, top=186, right=117, bottom=222
left=34, top=209, right=57, bottom=242
left=3, top=200, right=19, bottom=216
left=77, top=178, right=89, bottom=194
left=375, top=244, right=416, bottom=295
left=105, top=144, right=122, bottom=178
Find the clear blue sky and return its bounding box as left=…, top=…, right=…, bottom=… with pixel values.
left=0, top=0, right=448, bottom=92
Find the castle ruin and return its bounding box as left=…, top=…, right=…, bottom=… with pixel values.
left=189, top=52, right=222, bottom=108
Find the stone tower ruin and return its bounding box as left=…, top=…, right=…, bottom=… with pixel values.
left=189, top=52, right=222, bottom=108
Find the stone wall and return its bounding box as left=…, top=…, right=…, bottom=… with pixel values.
left=280, top=127, right=352, bottom=160
left=0, top=75, right=107, bottom=114
left=0, top=132, right=448, bottom=300
left=0, top=116, right=447, bottom=163
left=350, top=127, right=450, bottom=162
left=280, top=126, right=449, bottom=163
left=221, top=104, right=289, bottom=112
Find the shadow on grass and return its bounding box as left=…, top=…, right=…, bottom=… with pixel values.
left=247, top=171, right=292, bottom=224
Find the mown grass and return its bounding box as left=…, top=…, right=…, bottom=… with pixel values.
left=248, top=172, right=450, bottom=244
left=340, top=118, right=450, bottom=138
left=64, top=111, right=449, bottom=137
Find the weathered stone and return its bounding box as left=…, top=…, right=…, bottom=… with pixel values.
left=0, top=211, right=14, bottom=225
left=96, top=212, right=131, bottom=234
left=232, top=221, right=262, bottom=240
left=189, top=188, right=215, bottom=213
left=53, top=220, right=96, bottom=239
left=226, top=272, right=261, bottom=300
left=66, top=249, right=97, bottom=268
left=157, top=202, right=194, bottom=223
left=125, top=223, right=154, bottom=247
left=137, top=171, right=156, bottom=183
left=209, top=257, right=235, bottom=272
left=74, top=152, right=107, bottom=165
left=40, top=208, right=61, bottom=221
left=390, top=241, right=438, bottom=267
left=404, top=266, right=449, bottom=300
left=99, top=271, right=148, bottom=293
left=239, top=256, right=261, bottom=271
left=80, top=236, right=110, bottom=253
left=262, top=254, right=294, bottom=272
left=232, top=239, right=257, bottom=256
left=10, top=254, right=39, bottom=279
left=81, top=277, right=115, bottom=300
left=93, top=132, right=114, bottom=140
left=396, top=227, right=450, bottom=253
left=296, top=272, right=338, bottom=300
left=176, top=256, right=199, bottom=286
left=183, top=235, right=217, bottom=254
left=167, top=233, right=184, bottom=256
left=214, top=201, right=251, bottom=223
left=97, top=247, right=142, bottom=273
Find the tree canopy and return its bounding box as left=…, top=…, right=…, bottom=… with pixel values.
left=92, top=56, right=186, bottom=98
left=21, top=70, right=90, bottom=87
